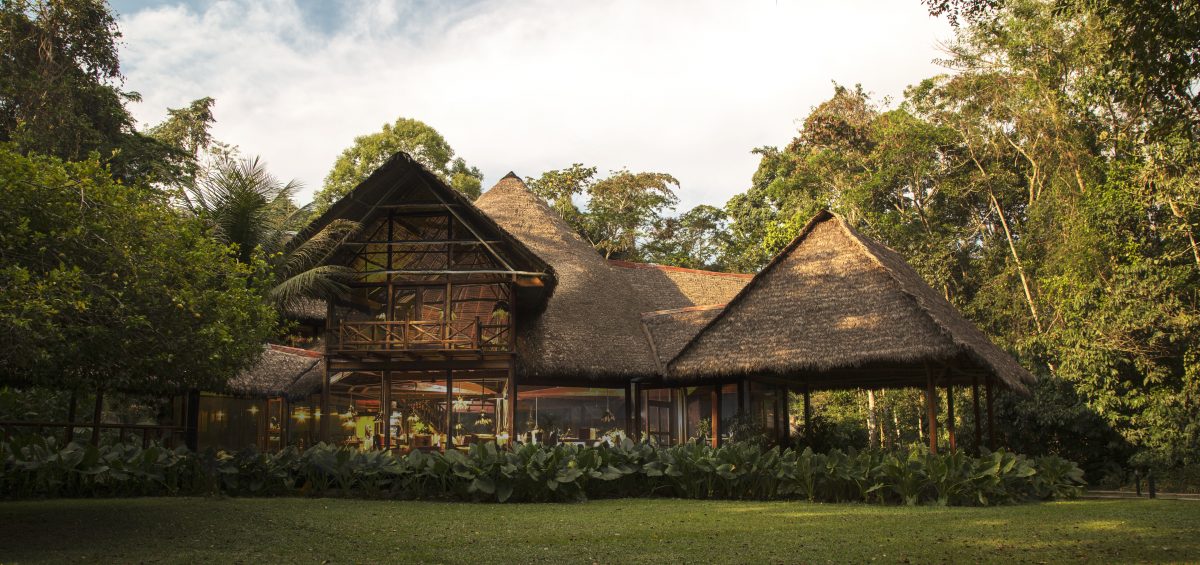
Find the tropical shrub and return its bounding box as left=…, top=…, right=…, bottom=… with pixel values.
left=0, top=436, right=1085, bottom=505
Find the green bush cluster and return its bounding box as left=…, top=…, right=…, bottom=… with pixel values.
left=1, top=436, right=1084, bottom=505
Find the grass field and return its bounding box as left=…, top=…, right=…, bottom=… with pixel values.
left=0, top=498, right=1196, bottom=563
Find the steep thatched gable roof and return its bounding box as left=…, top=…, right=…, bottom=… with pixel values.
left=300, top=152, right=553, bottom=283
left=228, top=344, right=324, bottom=399
left=474, top=174, right=659, bottom=381
left=609, top=260, right=751, bottom=313
left=668, top=211, right=1035, bottom=393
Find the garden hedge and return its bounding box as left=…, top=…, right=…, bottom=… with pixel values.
left=0, top=436, right=1085, bottom=505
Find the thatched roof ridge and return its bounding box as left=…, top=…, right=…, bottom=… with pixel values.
left=227, top=344, right=323, bottom=399
left=641, top=305, right=726, bottom=370
left=609, top=260, right=751, bottom=313
left=474, top=175, right=659, bottom=380
left=667, top=211, right=1034, bottom=393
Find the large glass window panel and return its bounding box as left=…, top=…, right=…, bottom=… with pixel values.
left=684, top=386, right=716, bottom=445
left=749, top=382, right=779, bottom=441
left=719, top=384, right=739, bottom=443
left=641, top=388, right=674, bottom=445
left=451, top=377, right=509, bottom=448
left=197, top=395, right=267, bottom=452
left=516, top=386, right=625, bottom=446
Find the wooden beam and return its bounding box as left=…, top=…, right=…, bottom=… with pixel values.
left=90, top=389, right=104, bottom=447
left=925, top=369, right=938, bottom=454
left=624, top=381, right=635, bottom=439
left=320, top=364, right=331, bottom=443
left=710, top=386, right=720, bottom=448
left=508, top=358, right=517, bottom=446
left=444, top=369, right=453, bottom=452
left=381, top=371, right=392, bottom=450
left=972, top=376, right=982, bottom=454
left=986, top=376, right=996, bottom=450
left=946, top=385, right=957, bottom=452
left=778, top=385, right=790, bottom=446
left=65, top=391, right=77, bottom=444
left=803, top=383, right=812, bottom=442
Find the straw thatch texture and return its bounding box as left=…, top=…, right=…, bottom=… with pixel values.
left=641, top=305, right=725, bottom=369
left=282, top=298, right=326, bottom=321
left=474, top=174, right=659, bottom=380
left=609, top=260, right=751, bottom=312
left=668, top=211, right=1034, bottom=393
left=228, top=344, right=323, bottom=398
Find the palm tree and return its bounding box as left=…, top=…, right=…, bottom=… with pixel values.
left=187, top=156, right=358, bottom=311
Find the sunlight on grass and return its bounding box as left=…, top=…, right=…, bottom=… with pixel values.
left=0, top=498, right=1195, bottom=564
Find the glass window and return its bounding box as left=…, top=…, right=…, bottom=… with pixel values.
left=719, top=383, right=739, bottom=443
left=684, top=386, right=716, bottom=446
left=749, top=382, right=780, bottom=441
left=641, top=388, right=674, bottom=445
left=517, top=386, right=626, bottom=446
left=197, top=395, right=267, bottom=452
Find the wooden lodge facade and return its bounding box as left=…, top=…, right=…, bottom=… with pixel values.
left=192, top=152, right=1035, bottom=454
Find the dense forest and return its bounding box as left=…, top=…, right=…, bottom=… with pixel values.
left=2, top=0, right=1197, bottom=483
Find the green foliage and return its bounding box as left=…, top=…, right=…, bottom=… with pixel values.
left=526, top=165, right=680, bottom=260
left=721, top=0, right=1200, bottom=469
left=314, top=117, right=482, bottom=212
left=0, top=0, right=198, bottom=187
left=187, top=156, right=358, bottom=312
left=0, top=147, right=277, bottom=394
left=1, top=438, right=1085, bottom=505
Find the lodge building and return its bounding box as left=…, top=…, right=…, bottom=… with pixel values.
left=195, top=153, right=1035, bottom=453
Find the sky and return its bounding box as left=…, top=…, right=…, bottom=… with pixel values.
left=111, top=0, right=952, bottom=210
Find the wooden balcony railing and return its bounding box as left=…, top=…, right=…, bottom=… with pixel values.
left=334, top=318, right=512, bottom=353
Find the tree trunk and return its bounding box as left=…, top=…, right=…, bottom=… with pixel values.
left=989, top=190, right=1044, bottom=334
left=866, top=390, right=878, bottom=449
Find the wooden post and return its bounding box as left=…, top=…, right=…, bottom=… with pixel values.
left=802, top=383, right=812, bottom=442
left=90, top=389, right=104, bottom=446
left=508, top=358, right=518, bottom=447
left=972, top=376, right=982, bottom=454
left=710, top=387, right=720, bottom=448
left=381, top=371, right=392, bottom=450
left=778, top=385, right=790, bottom=446
left=631, top=383, right=641, bottom=442
left=320, top=364, right=331, bottom=443
left=946, top=384, right=957, bottom=452
left=628, top=381, right=638, bottom=439
left=184, top=390, right=200, bottom=451
left=737, top=379, right=749, bottom=417
left=65, top=391, right=77, bottom=444
left=444, top=369, right=453, bottom=452
left=986, top=376, right=996, bottom=450
left=925, top=371, right=938, bottom=454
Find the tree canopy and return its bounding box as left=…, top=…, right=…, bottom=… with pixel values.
left=313, top=117, right=483, bottom=212
left=0, top=147, right=276, bottom=394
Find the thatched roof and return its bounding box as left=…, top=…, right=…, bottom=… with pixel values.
left=667, top=211, right=1035, bottom=393
left=297, top=152, right=554, bottom=312
left=282, top=298, right=326, bottom=321
left=641, top=305, right=726, bottom=370
left=474, top=174, right=659, bottom=381
left=227, top=344, right=324, bottom=400
left=609, top=260, right=751, bottom=312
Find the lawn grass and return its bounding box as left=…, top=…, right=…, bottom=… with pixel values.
left=0, top=498, right=1196, bottom=564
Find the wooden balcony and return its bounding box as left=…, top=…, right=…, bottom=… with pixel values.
left=332, top=318, right=512, bottom=355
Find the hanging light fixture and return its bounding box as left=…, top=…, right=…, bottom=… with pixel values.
left=453, top=396, right=468, bottom=411
left=601, top=393, right=615, bottom=423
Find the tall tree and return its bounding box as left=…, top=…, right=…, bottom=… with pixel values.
left=526, top=166, right=679, bottom=260
left=0, top=0, right=188, bottom=186
left=314, top=117, right=482, bottom=212
left=642, top=204, right=730, bottom=270
left=0, top=146, right=276, bottom=394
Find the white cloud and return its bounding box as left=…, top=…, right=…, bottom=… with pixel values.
left=118, top=0, right=951, bottom=210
